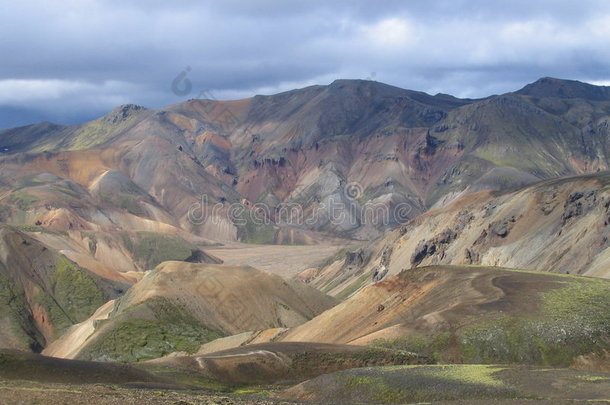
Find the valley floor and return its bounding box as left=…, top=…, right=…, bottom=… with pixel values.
left=0, top=379, right=296, bottom=405
left=1, top=377, right=608, bottom=405
left=206, top=243, right=351, bottom=277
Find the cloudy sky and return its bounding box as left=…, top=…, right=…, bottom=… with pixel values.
left=1, top=0, right=610, bottom=129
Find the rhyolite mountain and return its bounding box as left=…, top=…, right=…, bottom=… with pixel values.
left=1, top=77, right=610, bottom=244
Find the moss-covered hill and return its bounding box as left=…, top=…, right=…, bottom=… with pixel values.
left=48, top=262, right=338, bottom=363
left=1, top=350, right=609, bottom=404
left=0, top=226, right=123, bottom=351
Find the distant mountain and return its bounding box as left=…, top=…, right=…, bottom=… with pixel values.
left=1, top=77, right=610, bottom=245
left=516, top=77, right=610, bottom=100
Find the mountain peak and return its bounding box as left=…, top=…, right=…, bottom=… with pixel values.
left=101, top=104, right=147, bottom=124
left=516, top=77, right=610, bottom=101
left=327, top=78, right=403, bottom=93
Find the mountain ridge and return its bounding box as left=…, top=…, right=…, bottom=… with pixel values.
left=2, top=76, right=610, bottom=244
left=2, top=76, right=602, bottom=133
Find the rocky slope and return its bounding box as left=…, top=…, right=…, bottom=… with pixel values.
left=304, top=172, right=610, bottom=298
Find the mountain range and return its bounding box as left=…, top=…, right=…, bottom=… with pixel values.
left=2, top=77, right=610, bottom=244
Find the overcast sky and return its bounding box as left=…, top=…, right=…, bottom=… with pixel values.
left=1, top=0, right=610, bottom=129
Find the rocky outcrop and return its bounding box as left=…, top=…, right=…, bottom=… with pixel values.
left=411, top=228, right=457, bottom=266
left=342, top=248, right=369, bottom=272
left=102, top=104, right=146, bottom=124
left=372, top=246, right=393, bottom=282
left=184, top=249, right=223, bottom=264
left=411, top=210, right=474, bottom=266
left=491, top=215, right=517, bottom=238
left=562, top=190, right=598, bottom=225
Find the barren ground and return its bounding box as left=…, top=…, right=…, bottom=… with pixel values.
left=206, top=243, right=352, bottom=278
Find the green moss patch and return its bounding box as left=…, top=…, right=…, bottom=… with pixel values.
left=52, top=257, right=107, bottom=323
left=9, top=191, right=40, bottom=211
left=34, top=257, right=107, bottom=337
left=79, top=298, right=223, bottom=362
left=100, top=192, right=146, bottom=216
left=233, top=207, right=278, bottom=244
left=334, top=272, right=371, bottom=300
left=124, top=232, right=199, bottom=269
left=373, top=332, right=454, bottom=363
left=291, top=347, right=428, bottom=377
left=9, top=224, right=67, bottom=236
left=0, top=273, right=43, bottom=351
left=461, top=278, right=610, bottom=366
left=330, top=364, right=517, bottom=403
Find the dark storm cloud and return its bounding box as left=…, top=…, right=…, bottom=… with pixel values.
left=1, top=0, right=610, bottom=128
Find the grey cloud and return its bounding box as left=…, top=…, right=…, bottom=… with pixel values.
left=1, top=0, right=610, bottom=128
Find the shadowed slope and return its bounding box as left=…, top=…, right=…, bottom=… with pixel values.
left=147, top=341, right=430, bottom=384
left=0, top=226, right=125, bottom=351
